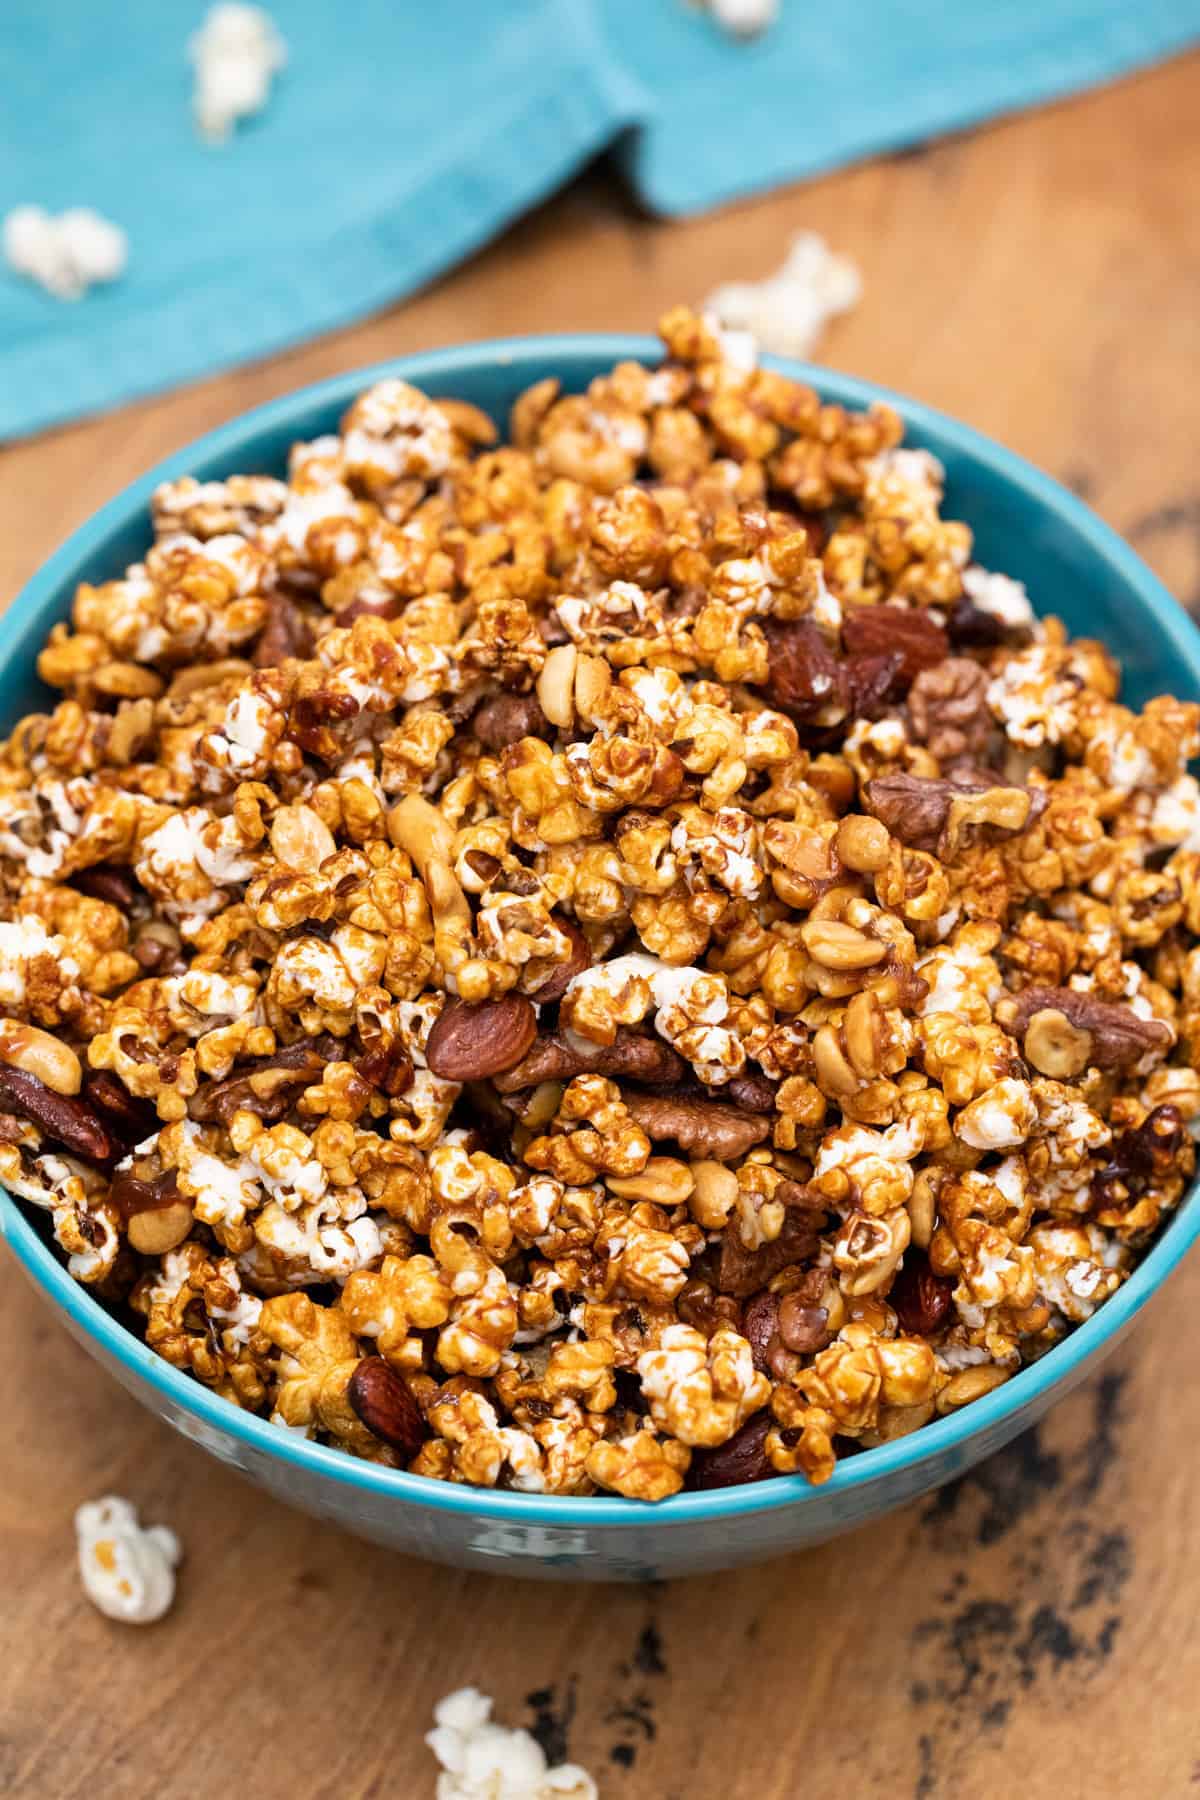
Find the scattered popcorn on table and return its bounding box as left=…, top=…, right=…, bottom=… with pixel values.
left=74, top=1496, right=181, bottom=1624
left=189, top=3, right=287, bottom=143
left=427, top=1689, right=597, bottom=1800
left=703, top=232, right=861, bottom=359
left=3, top=206, right=127, bottom=301
left=2, top=307, right=1197, bottom=1502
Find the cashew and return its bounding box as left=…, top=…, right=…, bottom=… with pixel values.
left=387, top=794, right=456, bottom=872
left=0, top=1024, right=82, bottom=1096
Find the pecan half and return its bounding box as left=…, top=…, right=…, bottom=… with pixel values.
left=425, top=995, right=537, bottom=1082
left=1007, top=986, right=1172, bottom=1070
left=690, top=1413, right=775, bottom=1491
left=188, top=1037, right=339, bottom=1125
left=907, top=658, right=991, bottom=764
left=347, top=1359, right=425, bottom=1456
left=525, top=917, right=593, bottom=1004
left=493, top=1028, right=685, bottom=1094
left=716, top=1209, right=822, bottom=1297
left=725, top=1069, right=779, bottom=1113
left=254, top=593, right=313, bottom=668
left=623, top=1090, right=771, bottom=1160
left=842, top=605, right=949, bottom=685
left=69, top=865, right=138, bottom=910
left=864, top=769, right=1046, bottom=858
left=743, top=1289, right=787, bottom=1376
left=472, top=692, right=549, bottom=751
left=888, top=1251, right=953, bottom=1336
left=0, top=1067, right=121, bottom=1166
left=83, top=1070, right=159, bottom=1143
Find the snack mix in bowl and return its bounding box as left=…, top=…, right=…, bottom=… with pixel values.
left=3, top=309, right=1197, bottom=1504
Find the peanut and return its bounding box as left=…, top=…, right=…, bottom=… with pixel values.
left=127, top=1200, right=195, bottom=1256
left=835, top=814, right=890, bottom=874
left=688, top=1160, right=739, bottom=1229
left=936, top=1363, right=1011, bottom=1412
left=270, top=803, right=336, bottom=874
left=166, top=658, right=253, bottom=699
left=800, top=919, right=886, bottom=970
left=536, top=643, right=578, bottom=728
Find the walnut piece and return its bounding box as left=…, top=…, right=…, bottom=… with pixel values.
left=622, top=1090, right=771, bottom=1159
left=864, top=769, right=1046, bottom=858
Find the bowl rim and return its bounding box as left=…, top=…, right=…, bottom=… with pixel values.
left=4, top=331, right=1200, bottom=1528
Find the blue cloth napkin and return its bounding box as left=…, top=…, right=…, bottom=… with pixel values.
left=1, top=0, right=1197, bottom=442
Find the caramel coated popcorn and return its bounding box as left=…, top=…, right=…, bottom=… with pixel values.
left=4, top=313, right=1197, bottom=1501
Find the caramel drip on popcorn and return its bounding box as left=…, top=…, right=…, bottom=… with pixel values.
left=3, top=308, right=1197, bottom=1498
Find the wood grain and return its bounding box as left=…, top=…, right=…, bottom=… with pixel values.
left=3, top=52, right=1200, bottom=1800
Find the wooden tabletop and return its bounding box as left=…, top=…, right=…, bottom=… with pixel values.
left=4, top=53, right=1200, bottom=1800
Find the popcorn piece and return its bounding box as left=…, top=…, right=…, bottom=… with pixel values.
left=962, top=564, right=1035, bottom=630
left=426, top=1687, right=597, bottom=1800
left=3, top=205, right=127, bottom=301
left=704, top=233, right=860, bottom=360
left=75, top=1496, right=181, bottom=1625
left=189, top=3, right=287, bottom=142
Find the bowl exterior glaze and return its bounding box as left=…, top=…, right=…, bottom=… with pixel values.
left=4, top=337, right=1199, bottom=1581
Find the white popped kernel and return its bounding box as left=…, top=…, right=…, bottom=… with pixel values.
left=75, top=1497, right=181, bottom=1626
left=962, top=565, right=1036, bottom=629
left=1150, top=775, right=1200, bottom=853
left=844, top=715, right=907, bottom=759
left=708, top=0, right=779, bottom=36
left=867, top=448, right=945, bottom=497
left=955, top=1079, right=1037, bottom=1151
left=189, top=3, right=287, bottom=143
left=426, top=1688, right=597, bottom=1800
left=703, top=232, right=859, bottom=360
left=986, top=646, right=1078, bottom=748
left=4, top=205, right=127, bottom=301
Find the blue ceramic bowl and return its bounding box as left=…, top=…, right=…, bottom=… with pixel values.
left=3, top=337, right=1199, bottom=1582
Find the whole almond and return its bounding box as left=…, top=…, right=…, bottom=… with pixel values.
left=424, top=994, right=537, bottom=1081
left=691, top=1415, right=774, bottom=1491
left=347, top=1359, right=425, bottom=1455
left=888, top=1251, right=953, bottom=1337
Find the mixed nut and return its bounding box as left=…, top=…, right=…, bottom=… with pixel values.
left=2, top=308, right=1197, bottom=1500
